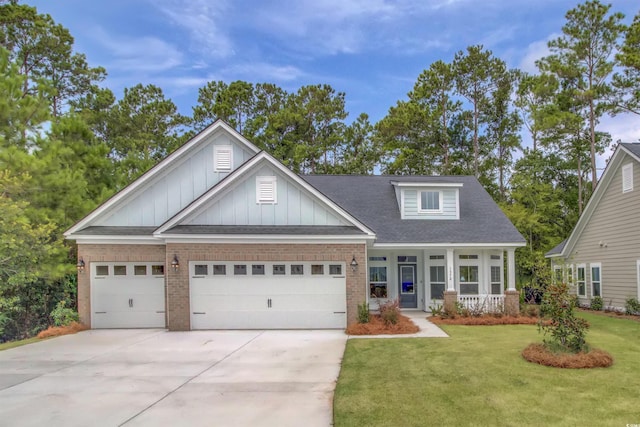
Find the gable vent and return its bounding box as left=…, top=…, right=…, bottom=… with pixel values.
left=256, top=176, right=277, bottom=203
left=214, top=145, right=233, bottom=171
left=622, top=163, right=633, bottom=193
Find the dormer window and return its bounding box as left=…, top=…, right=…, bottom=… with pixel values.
left=419, top=191, right=442, bottom=213
left=256, top=176, right=277, bottom=204
left=214, top=145, right=232, bottom=171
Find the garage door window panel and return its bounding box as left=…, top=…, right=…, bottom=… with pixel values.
left=213, top=265, right=226, bottom=275
left=96, top=265, right=109, bottom=276
left=312, top=265, right=324, bottom=275
left=291, top=265, right=304, bottom=275
left=114, top=265, right=127, bottom=276
left=252, top=265, right=265, bottom=275
left=152, top=265, right=164, bottom=276
left=195, top=264, right=208, bottom=275
left=273, top=265, right=286, bottom=275
left=234, top=265, right=247, bottom=275
left=329, top=265, right=342, bottom=275
left=134, top=265, right=147, bottom=276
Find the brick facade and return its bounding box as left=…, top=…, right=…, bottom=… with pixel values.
left=78, top=242, right=366, bottom=331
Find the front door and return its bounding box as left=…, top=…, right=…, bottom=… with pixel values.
left=398, top=264, right=417, bottom=308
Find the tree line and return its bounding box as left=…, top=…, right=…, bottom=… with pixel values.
left=0, top=0, right=638, bottom=340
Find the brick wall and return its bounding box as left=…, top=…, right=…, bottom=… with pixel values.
left=166, top=243, right=367, bottom=331
left=76, top=244, right=167, bottom=327
left=78, top=242, right=366, bottom=331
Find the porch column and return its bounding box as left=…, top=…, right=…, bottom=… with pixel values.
left=444, top=248, right=457, bottom=314
left=505, top=248, right=519, bottom=316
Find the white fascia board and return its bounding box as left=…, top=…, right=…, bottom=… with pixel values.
left=64, top=120, right=260, bottom=237
left=390, top=181, right=464, bottom=188
left=560, top=144, right=631, bottom=258
left=372, top=242, right=526, bottom=249
left=160, top=235, right=373, bottom=245
left=71, top=236, right=163, bottom=245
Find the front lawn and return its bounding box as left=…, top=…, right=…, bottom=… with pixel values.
left=334, top=312, right=640, bottom=426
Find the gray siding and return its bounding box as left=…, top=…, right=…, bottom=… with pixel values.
left=568, top=152, right=640, bottom=309
left=403, top=189, right=458, bottom=220
left=185, top=164, right=349, bottom=226
left=98, top=133, right=254, bottom=227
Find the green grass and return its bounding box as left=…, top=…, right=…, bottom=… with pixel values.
left=0, top=337, right=41, bottom=351
left=334, top=312, right=640, bottom=427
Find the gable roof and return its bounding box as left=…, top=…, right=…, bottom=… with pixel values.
left=553, top=142, right=640, bottom=259
left=64, top=120, right=260, bottom=237
left=303, top=175, right=525, bottom=246
left=545, top=239, right=566, bottom=258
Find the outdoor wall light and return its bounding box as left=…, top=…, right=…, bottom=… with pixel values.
left=171, top=254, right=180, bottom=272
left=76, top=257, right=85, bottom=273
left=350, top=255, right=358, bottom=272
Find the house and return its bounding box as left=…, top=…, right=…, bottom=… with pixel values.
left=546, top=143, right=640, bottom=311
left=65, top=120, right=525, bottom=330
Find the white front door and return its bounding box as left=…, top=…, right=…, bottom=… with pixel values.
left=91, top=262, right=166, bottom=328
left=189, top=261, right=346, bottom=329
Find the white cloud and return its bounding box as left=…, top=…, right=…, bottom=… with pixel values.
left=518, top=35, right=558, bottom=74
left=91, top=27, right=183, bottom=72
left=154, top=0, right=234, bottom=58
left=221, top=62, right=304, bottom=82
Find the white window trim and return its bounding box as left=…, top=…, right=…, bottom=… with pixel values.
left=576, top=264, right=586, bottom=297
left=590, top=262, right=602, bottom=298
left=622, top=163, right=633, bottom=193
left=566, top=264, right=574, bottom=286
left=213, top=145, right=233, bottom=172
left=256, top=176, right=277, bottom=204
left=553, top=265, right=563, bottom=283
left=418, top=190, right=444, bottom=214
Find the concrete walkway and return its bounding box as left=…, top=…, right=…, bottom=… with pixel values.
left=348, top=311, right=449, bottom=339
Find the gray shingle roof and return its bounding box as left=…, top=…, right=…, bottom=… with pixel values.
left=76, top=226, right=156, bottom=235
left=164, top=225, right=365, bottom=235
left=302, top=175, right=525, bottom=244
left=620, top=142, right=640, bottom=158
left=545, top=239, right=566, bottom=257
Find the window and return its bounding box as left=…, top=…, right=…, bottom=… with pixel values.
left=329, top=265, right=342, bottom=275
left=291, top=264, right=304, bottom=275
left=256, top=176, right=277, bottom=203
left=397, top=255, right=417, bottom=263
left=194, top=264, right=208, bottom=275
left=134, top=265, right=147, bottom=276
left=491, top=266, right=502, bottom=295
left=152, top=265, right=164, bottom=275
left=369, top=256, right=387, bottom=261
left=419, top=191, right=442, bottom=212
left=369, top=266, right=388, bottom=298
left=553, top=265, right=563, bottom=283
left=622, top=163, right=633, bottom=193
left=213, top=265, right=226, bottom=275
left=214, top=145, right=232, bottom=171
left=430, top=266, right=445, bottom=300
left=96, top=265, right=109, bottom=276
left=567, top=265, right=574, bottom=285
left=459, top=265, right=479, bottom=295
left=576, top=265, right=586, bottom=297
left=311, top=265, right=324, bottom=275
left=114, top=265, right=127, bottom=276
left=273, top=265, right=285, bottom=275
left=252, top=264, right=265, bottom=275
left=490, top=254, right=501, bottom=260
left=430, top=255, right=445, bottom=260
left=234, top=264, right=247, bottom=275
left=458, top=254, right=478, bottom=260
left=591, top=263, right=602, bottom=297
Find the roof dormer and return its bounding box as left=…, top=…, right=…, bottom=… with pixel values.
left=390, top=181, right=462, bottom=220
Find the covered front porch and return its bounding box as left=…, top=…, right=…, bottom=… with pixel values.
left=366, top=246, right=519, bottom=315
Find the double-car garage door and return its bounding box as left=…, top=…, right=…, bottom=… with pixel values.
left=190, top=261, right=347, bottom=329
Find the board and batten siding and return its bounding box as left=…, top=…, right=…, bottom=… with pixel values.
left=98, top=134, right=254, bottom=227
left=402, top=189, right=459, bottom=220
left=569, top=152, right=640, bottom=308
left=185, top=164, right=349, bottom=226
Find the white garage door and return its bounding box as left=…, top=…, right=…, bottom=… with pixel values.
left=190, top=261, right=346, bottom=329
left=91, top=262, right=166, bottom=328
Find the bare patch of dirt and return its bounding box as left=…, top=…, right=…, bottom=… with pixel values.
left=346, top=313, right=420, bottom=335
left=522, top=343, right=614, bottom=369
left=430, top=315, right=545, bottom=326
left=37, top=322, right=88, bottom=339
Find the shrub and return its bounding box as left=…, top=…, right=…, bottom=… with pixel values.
left=539, top=281, right=589, bottom=353
left=357, top=302, right=370, bottom=324
left=429, top=300, right=444, bottom=317
left=590, top=296, right=603, bottom=311
left=379, top=299, right=400, bottom=326
left=625, top=298, right=640, bottom=315
left=50, top=300, right=79, bottom=327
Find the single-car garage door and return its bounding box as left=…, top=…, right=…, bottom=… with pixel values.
left=190, top=261, right=346, bottom=329
left=91, top=262, right=166, bottom=328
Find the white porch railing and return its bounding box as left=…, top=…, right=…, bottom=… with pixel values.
left=457, top=295, right=505, bottom=313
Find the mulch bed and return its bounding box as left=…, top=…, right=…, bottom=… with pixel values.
left=429, top=315, right=544, bottom=326
left=522, top=343, right=614, bottom=368
left=37, top=322, right=88, bottom=339
left=346, top=313, right=420, bottom=335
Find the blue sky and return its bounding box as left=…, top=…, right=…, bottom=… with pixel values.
left=30, top=0, right=640, bottom=154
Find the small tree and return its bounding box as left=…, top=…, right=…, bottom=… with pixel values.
left=539, top=282, right=589, bottom=353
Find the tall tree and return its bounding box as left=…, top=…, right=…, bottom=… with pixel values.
left=192, top=80, right=256, bottom=133
left=544, top=0, right=625, bottom=190
left=612, top=11, right=640, bottom=116
left=515, top=72, right=559, bottom=152
left=335, top=113, right=379, bottom=174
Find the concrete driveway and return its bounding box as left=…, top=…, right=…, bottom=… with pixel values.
left=0, top=329, right=347, bottom=427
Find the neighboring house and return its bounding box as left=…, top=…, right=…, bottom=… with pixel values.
left=65, top=120, right=525, bottom=330
left=546, top=143, right=640, bottom=311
